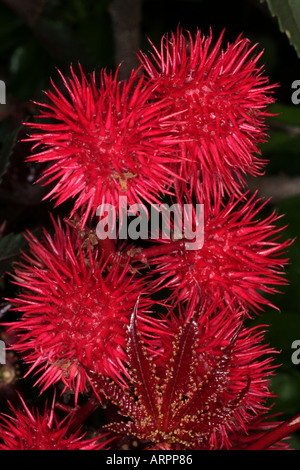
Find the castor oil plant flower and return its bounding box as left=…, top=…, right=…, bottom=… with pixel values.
left=139, top=28, right=276, bottom=203
left=0, top=394, right=109, bottom=450
left=25, top=65, right=182, bottom=228
left=136, top=192, right=291, bottom=315
left=6, top=218, right=161, bottom=399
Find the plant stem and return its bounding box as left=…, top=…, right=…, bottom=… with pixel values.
left=66, top=395, right=100, bottom=435
left=245, top=413, right=300, bottom=450
left=130, top=238, right=185, bottom=263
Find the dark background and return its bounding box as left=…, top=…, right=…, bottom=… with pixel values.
left=0, top=0, right=300, bottom=449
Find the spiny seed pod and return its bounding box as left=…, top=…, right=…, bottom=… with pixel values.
left=139, top=27, right=276, bottom=203
left=7, top=218, right=163, bottom=400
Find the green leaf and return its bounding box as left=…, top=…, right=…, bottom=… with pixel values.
left=268, top=103, right=300, bottom=126
left=0, top=231, right=29, bottom=277
left=261, top=0, right=300, bottom=58
left=261, top=132, right=300, bottom=175
left=270, top=367, right=300, bottom=414
left=289, top=430, right=300, bottom=450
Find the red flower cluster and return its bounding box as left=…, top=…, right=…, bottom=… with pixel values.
left=8, top=219, right=162, bottom=399
left=1, top=28, right=296, bottom=450
left=139, top=29, right=275, bottom=203
left=0, top=394, right=109, bottom=450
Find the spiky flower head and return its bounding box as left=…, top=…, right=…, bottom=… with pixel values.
left=88, top=301, right=280, bottom=450
left=0, top=395, right=107, bottom=450
left=139, top=28, right=276, bottom=202
left=25, top=65, right=181, bottom=227
left=7, top=218, right=160, bottom=399
left=141, top=192, right=290, bottom=314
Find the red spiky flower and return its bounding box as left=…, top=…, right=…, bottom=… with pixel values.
left=0, top=394, right=108, bottom=450
left=87, top=300, right=286, bottom=450
left=138, top=192, right=290, bottom=314
left=25, top=65, right=181, bottom=227
left=139, top=28, right=276, bottom=202
left=7, top=218, right=161, bottom=399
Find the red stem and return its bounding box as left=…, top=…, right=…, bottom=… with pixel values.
left=64, top=396, right=100, bottom=435
left=130, top=238, right=185, bottom=263
left=245, top=413, right=300, bottom=450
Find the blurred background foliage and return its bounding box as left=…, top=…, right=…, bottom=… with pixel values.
left=0, top=0, right=300, bottom=449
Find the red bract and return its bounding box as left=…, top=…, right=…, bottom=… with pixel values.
left=87, top=301, right=280, bottom=450
left=7, top=219, right=161, bottom=399
left=139, top=28, right=276, bottom=202
left=25, top=65, right=181, bottom=227
left=142, top=192, right=290, bottom=314
left=0, top=395, right=108, bottom=450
